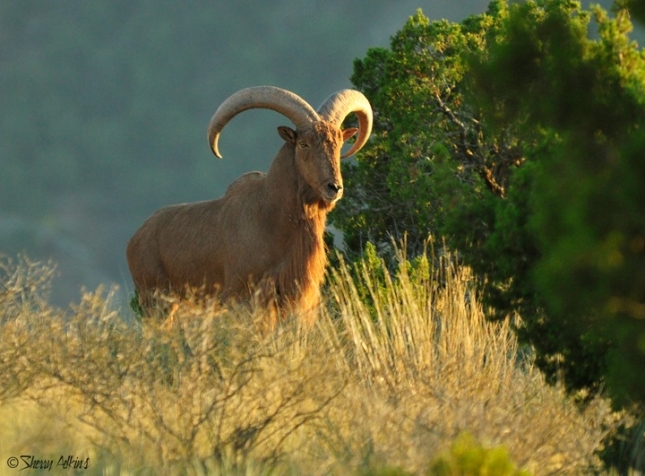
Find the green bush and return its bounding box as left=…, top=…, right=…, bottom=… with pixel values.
left=331, top=4, right=522, bottom=262
left=429, top=432, right=530, bottom=476
left=467, top=0, right=645, bottom=406
left=332, top=0, right=645, bottom=407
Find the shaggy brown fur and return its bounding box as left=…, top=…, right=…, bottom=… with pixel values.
left=126, top=121, right=356, bottom=322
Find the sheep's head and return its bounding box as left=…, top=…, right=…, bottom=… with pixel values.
left=277, top=121, right=358, bottom=204
left=207, top=87, right=372, bottom=206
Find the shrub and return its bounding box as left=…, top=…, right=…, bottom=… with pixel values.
left=429, top=432, right=530, bottom=476
left=0, top=253, right=629, bottom=473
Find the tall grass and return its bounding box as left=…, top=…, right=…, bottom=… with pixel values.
left=0, top=253, right=630, bottom=474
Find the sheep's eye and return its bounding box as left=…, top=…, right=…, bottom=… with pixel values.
left=299, top=141, right=309, bottom=149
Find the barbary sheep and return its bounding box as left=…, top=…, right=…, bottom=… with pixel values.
left=126, top=86, right=372, bottom=322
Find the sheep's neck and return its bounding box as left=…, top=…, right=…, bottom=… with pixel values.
left=263, top=145, right=328, bottom=302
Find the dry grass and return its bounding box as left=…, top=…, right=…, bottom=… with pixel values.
left=0, top=253, right=632, bottom=475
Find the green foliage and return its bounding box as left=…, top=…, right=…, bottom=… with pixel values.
left=335, top=0, right=645, bottom=407
left=467, top=0, right=645, bottom=406
left=338, top=240, right=433, bottom=322
left=600, top=420, right=645, bottom=474
left=331, top=4, right=523, bottom=261
left=623, top=0, right=645, bottom=22
left=129, top=290, right=144, bottom=318
left=429, top=432, right=530, bottom=476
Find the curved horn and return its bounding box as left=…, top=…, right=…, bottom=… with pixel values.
left=317, top=89, right=373, bottom=158
left=207, top=86, right=320, bottom=158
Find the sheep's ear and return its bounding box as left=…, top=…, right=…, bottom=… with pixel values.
left=278, top=126, right=297, bottom=144
left=342, top=127, right=358, bottom=141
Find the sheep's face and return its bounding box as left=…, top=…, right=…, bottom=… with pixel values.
left=279, top=122, right=357, bottom=205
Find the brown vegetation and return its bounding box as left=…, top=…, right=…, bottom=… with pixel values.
left=0, top=253, right=633, bottom=474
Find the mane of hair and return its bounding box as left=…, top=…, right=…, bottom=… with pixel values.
left=275, top=202, right=328, bottom=313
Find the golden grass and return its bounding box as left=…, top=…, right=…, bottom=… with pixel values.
left=0, top=253, right=630, bottom=475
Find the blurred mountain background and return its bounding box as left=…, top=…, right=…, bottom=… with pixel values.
left=0, top=0, right=617, bottom=307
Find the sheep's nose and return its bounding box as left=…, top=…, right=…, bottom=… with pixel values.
left=323, top=182, right=343, bottom=202
left=327, top=182, right=343, bottom=195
